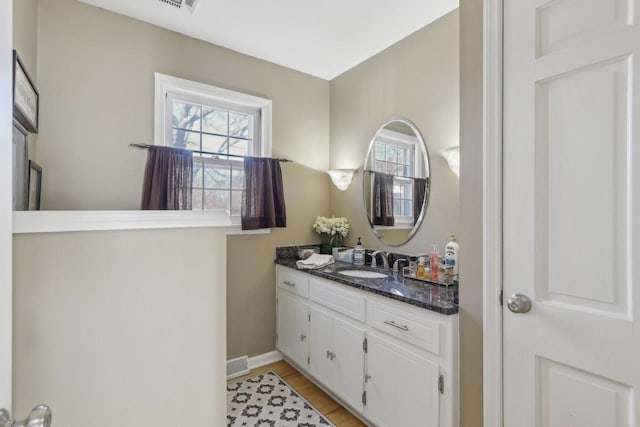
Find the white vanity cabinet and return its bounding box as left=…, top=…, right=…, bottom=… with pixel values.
left=275, top=265, right=459, bottom=427
left=310, top=304, right=366, bottom=412
left=276, top=268, right=310, bottom=369
left=366, top=332, right=440, bottom=426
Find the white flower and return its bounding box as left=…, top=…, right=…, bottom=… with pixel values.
left=312, top=216, right=351, bottom=240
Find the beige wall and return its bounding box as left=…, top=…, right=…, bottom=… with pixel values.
left=329, top=10, right=460, bottom=253
left=13, top=227, right=227, bottom=427
left=459, top=0, right=483, bottom=425
left=33, top=0, right=330, bottom=359
left=12, top=0, right=37, bottom=80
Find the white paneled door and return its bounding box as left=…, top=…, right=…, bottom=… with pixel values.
left=503, top=0, right=640, bottom=425
left=1, top=0, right=14, bottom=413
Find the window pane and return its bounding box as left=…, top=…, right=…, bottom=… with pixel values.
left=231, top=190, right=243, bottom=216
left=173, top=130, right=200, bottom=151
left=202, top=134, right=228, bottom=155
left=374, top=160, right=385, bottom=172
left=173, top=101, right=201, bottom=131
left=229, top=138, right=249, bottom=157
left=387, top=163, right=398, bottom=176
left=192, top=160, right=204, bottom=188
left=386, top=145, right=397, bottom=163
left=229, top=113, right=250, bottom=138
left=403, top=200, right=412, bottom=216
left=192, top=188, right=203, bottom=210
left=202, top=109, right=227, bottom=134
left=374, top=143, right=385, bottom=161
left=204, top=164, right=231, bottom=189
left=232, top=167, right=244, bottom=190
left=204, top=189, right=230, bottom=211
left=398, top=147, right=408, bottom=164
left=394, top=199, right=401, bottom=214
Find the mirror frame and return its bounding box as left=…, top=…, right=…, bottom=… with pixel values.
left=362, top=117, right=431, bottom=246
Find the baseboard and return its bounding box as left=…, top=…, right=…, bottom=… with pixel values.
left=248, top=350, right=283, bottom=370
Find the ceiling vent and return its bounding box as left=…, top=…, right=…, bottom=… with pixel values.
left=159, top=0, right=198, bottom=12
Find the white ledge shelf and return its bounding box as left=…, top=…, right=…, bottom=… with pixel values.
left=13, top=210, right=232, bottom=234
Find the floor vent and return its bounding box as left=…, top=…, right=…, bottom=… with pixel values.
left=227, top=355, right=250, bottom=380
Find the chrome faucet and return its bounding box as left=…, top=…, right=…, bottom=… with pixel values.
left=370, top=251, right=389, bottom=269
left=392, top=258, right=408, bottom=273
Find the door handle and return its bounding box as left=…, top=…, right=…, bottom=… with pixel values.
left=1, top=405, right=52, bottom=427
left=507, top=293, right=532, bottom=314
left=283, top=280, right=296, bottom=287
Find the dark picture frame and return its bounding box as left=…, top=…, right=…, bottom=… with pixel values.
left=12, top=50, right=39, bottom=133
left=27, top=160, right=42, bottom=211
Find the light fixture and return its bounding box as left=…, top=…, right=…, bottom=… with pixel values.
left=440, top=146, right=460, bottom=178
left=327, top=169, right=356, bottom=191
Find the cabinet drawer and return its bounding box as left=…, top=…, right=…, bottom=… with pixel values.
left=368, top=300, right=440, bottom=355
left=309, top=278, right=366, bottom=322
left=276, top=267, right=309, bottom=298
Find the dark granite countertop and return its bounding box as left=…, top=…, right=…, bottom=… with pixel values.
left=275, top=257, right=458, bottom=315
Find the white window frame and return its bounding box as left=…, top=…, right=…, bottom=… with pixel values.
left=370, top=128, right=424, bottom=229
left=154, top=73, right=272, bottom=235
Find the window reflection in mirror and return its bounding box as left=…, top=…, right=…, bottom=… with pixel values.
left=363, top=118, right=430, bottom=246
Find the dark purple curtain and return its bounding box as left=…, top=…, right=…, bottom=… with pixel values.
left=372, top=172, right=395, bottom=226
left=241, top=157, right=287, bottom=230
left=141, top=145, right=193, bottom=210
left=413, top=177, right=428, bottom=223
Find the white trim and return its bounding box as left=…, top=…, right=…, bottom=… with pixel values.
left=483, top=0, right=504, bottom=425
left=248, top=350, right=284, bottom=370
left=0, top=0, right=13, bottom=411
left=13, top=210, right=232, bottom=234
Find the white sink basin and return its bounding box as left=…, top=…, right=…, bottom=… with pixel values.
left=337, top=270, right=388, bottom=279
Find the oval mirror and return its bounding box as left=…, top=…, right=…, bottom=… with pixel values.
left=362, top=118, right=430, bottom=246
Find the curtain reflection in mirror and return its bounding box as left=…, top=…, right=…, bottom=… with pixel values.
left=413, top=178, right=428, bottom=224
left=372, top=172, right=395, bottom=226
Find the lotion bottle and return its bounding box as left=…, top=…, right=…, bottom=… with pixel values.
left=354, top=237, right=365, bottom=266
left=444, top=234, right=460, bottom=276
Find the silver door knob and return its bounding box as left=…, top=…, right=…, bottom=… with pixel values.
left=1, top=405, right=52, bottom=427
left=507, top=293, right=532, bottom=313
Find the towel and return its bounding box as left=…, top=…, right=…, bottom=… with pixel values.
left=296, top=254, right=335, bottom=270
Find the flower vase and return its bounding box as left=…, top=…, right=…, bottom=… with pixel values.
left=321, top=235, right=343, bottom=255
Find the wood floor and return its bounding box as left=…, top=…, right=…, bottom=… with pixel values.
left=228, top=360, right=367, bottom=427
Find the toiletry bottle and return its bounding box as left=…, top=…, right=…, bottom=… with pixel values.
left=417, top=256, right=426, bottom=278
left=444, top=234, right=460, bottom=276
left=354, top=237, right=365, bottom=266
left=430, top=244, right=440, bottom=281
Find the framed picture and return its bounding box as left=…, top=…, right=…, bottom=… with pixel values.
left=27, top=160, right=42, bottom=211
left=12, top=122, right=29, bottom=210
left=13, top=50, right=39, bottom=133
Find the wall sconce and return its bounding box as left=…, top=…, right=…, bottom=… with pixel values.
left=440, top=146, right=460, bottom=178
left=327, top=169, right=356, bottom=191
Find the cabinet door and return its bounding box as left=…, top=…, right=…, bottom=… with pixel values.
left=309, top=305, right=335, bottom=387
left=366, top=332, right=440, bottom=427
left=276, top=290, right=309, bottom=368
left=333, top=315, right=365, bottom=412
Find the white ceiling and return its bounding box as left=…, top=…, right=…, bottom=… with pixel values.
left=77, top=0, right=458, bottom=80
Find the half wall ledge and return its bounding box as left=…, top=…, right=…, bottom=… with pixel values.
left=13, top=210, right=232, bottom=234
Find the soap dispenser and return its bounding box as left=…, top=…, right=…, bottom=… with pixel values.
left=354, top=237, right=365, bottom=266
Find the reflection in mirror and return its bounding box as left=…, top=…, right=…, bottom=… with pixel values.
left=363, top=118, right=430, bottom=246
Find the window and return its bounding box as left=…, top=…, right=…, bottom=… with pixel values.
left=154, top=73, right=272, bottom=226
left=371, top=129, right=421, bottom=227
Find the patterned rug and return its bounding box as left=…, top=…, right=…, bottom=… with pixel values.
left=227, top=371, right=335, bottom=427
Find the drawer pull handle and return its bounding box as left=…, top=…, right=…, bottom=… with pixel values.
left=300, top=334, right=307, bottom=341
left=384, top=320, right=409, bottom=331
left=283, top=280, right=296, bottom=287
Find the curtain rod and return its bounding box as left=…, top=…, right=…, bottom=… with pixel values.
left=129, top=143, right=293, bottom=163
left=364, top=169, right=427, bottom=180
